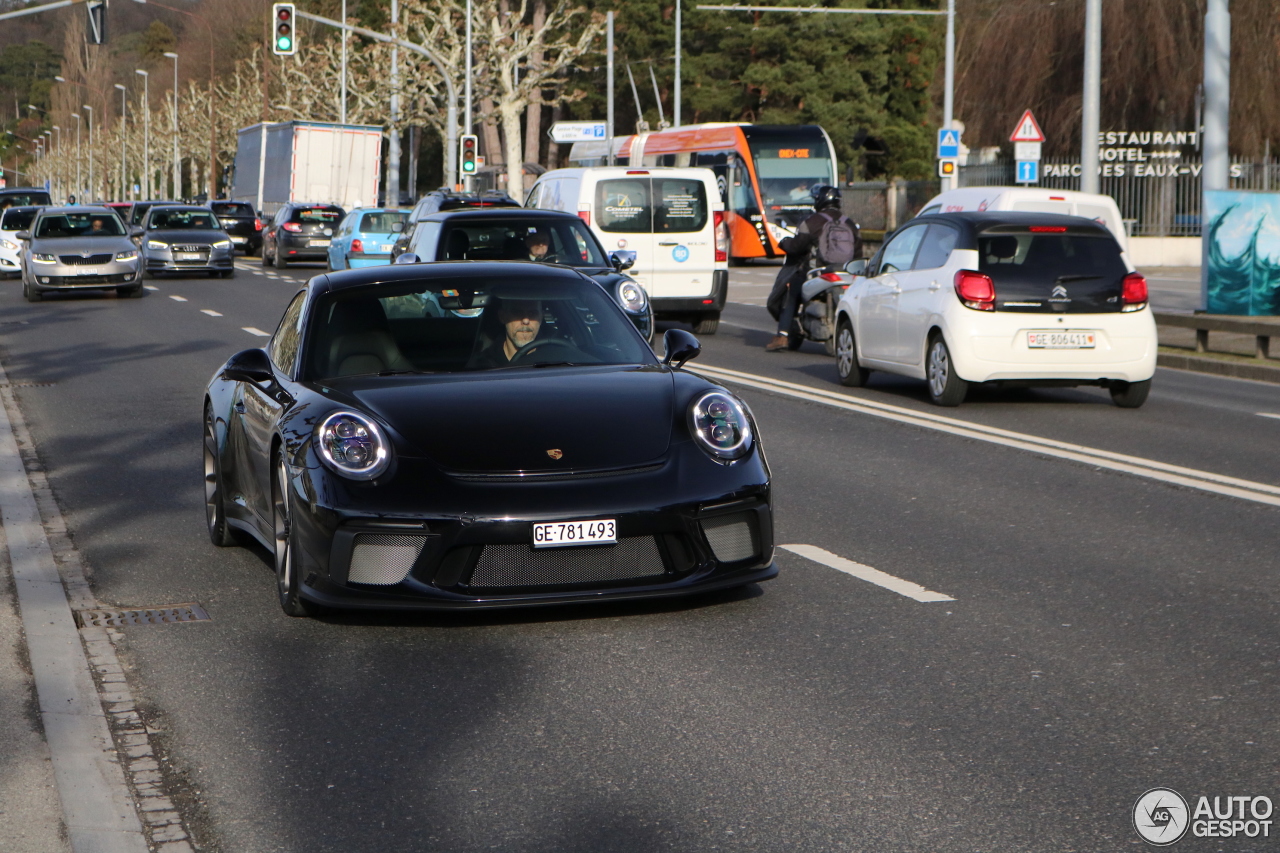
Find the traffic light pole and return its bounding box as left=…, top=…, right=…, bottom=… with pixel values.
left=293, top=10, right=458, bottom=188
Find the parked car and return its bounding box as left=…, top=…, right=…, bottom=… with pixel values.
left=833, top=211, right=1156, bottom=407
left=396, top=207, right=653, bottom=342
left=0, top=187, right=52, bottom=207
left=0, top=205, right=38, bottom=278
left=327, top=208, right=408, bottom=270
left=16, top=206, right=144, bottom=301
left=210, top=201, right=263, bottom=256
left=262, top=202, right=345, bottom=268
left=525, top=167, right=729, bottom=334
left=390, top=189, right=520, bottom=261
left=141, top=205, right=236, bottom=278
left=203, top=261, right=774, bottom=616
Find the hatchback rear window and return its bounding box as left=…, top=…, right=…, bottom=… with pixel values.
left=1, top=208, right=36, bottom=231
left=0, top=191, right=51, bottom=206
left=360, top=211, right=408, bottom=232
left=595, top=178, right=708, bottom=233
left=291, top=207, right=343, bottom=223
left=978, top=232, right=1125, bottom=281
left=212, top=203, right=253, bottom=216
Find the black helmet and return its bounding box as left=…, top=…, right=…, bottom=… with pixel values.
left=810, top=184, right=841, bottom=211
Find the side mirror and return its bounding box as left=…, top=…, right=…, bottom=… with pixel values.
left=391, top=221, right=404, bottom=233
left=129, top=226, right=145, bottom=238
left=222, top=348, right=275, bottom=384
left=610, top=250, right=637, bottom=271
left=662, top=328, right=701, bottom=369
left=394, top=252, right=419, bottom=264
left=15, top=231, right=29, bottom=241
left=845, top=258, right=867, bottom=276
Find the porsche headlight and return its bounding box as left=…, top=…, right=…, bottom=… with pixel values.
left=146, top=240, right=168, bottom=250
left=316, top=411, right=390, bottom=480
left=0, top=238, right=17, bottom=251
left=32, top=253, right=56, bottom=264
left=212, top=239, right=233, bottom=250
left=115, top=250, right=139, bottom=262
left=616, top=278, right=648, bottom=314
left=689, top=391, right=753, bottom=461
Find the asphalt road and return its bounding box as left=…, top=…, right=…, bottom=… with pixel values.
left=1, top=258, right=1277, bottom=852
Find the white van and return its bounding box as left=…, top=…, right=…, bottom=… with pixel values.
left=525, top=167, right=729, bottom=334
left=916, top=187, right=1128, bottom=253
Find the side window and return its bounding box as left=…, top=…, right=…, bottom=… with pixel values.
left=913, top=224, right=959, bottom=270
left=525, top=183, right=543, bottom=208
left=268, top=293, right=306, bottom=377
left=409, top=222, right=442, bottom=259
left=877, top=224, right=927, bottom=273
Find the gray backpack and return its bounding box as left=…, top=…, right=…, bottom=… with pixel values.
left=815, top=212, right=858, bottom=267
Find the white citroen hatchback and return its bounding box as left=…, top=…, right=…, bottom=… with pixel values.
left=833, top=211, right=1157, bottom=407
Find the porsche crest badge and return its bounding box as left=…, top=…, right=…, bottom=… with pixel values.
left=546, top=449, right=564, bottom=460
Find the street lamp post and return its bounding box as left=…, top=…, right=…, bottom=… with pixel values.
left=83, top=106, right=94, bottom=201
left=115, top=83, right=127, bottom=200
left=51, top=126, right=62, bottom=199
left=163, top=52, right=180, bottom=200
left=72, top=113, right=81, bottom=201
left=136, top=70, right=150, bottom=200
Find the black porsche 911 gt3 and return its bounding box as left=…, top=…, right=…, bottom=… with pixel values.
left=204, top=261, right=776, bottom=616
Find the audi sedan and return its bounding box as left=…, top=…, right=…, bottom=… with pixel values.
left=204, top=261, right=775, bottom=616
left=141, top=206, right=235, bottom=278
left=17, top=206, right=144, bottom=300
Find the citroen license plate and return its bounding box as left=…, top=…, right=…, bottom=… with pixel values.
left=1027, top=330, right=1096, bottom=349
left=533, top=519, right=617, bottom=548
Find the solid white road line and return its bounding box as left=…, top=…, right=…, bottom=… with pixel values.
left=782, top=544, right=955, bottom=602
left=1257, top=413, right=1280, bottom=420
left=142, top=285, right=158, bottom=291
left=168, top=295, right=187, bottom=302
left=200, top=309, right=222, bottom=317
left=695, top=363, right=1280, bottom=508
left=242, top=327, right=270, bottom=337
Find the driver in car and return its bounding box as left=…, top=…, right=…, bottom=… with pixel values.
left=523, top=230, right=560, bottom=263
left=90, top=217, right=108, bottom=233
left=470, top=298, right=545, bottom=367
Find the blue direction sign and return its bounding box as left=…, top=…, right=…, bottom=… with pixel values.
left=1016, top=160, right=1039, bottom=184
left=936, top=128, right=961, bottom=159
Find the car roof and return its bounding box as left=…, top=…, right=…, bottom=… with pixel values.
left=421, top=208, right=579, bottom=223
left=893, top=211, right=1115, bottom=251
left=35, top=206, right=116, bottom=216
left=311, top=259, right=593, bottom=294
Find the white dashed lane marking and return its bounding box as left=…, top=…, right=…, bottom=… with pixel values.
left=782, top=545, right=956, bottom=603
left=242, top=327, right=271, bottom=337
left=168, top=295, right=187, bottom=302
left=200, top=309, right=222, bottom=317
left=1257, top=413, right=1280, bottom=420
left=143, top=285, right=158, bottom=291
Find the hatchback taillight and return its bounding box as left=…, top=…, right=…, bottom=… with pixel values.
left=254, top=218, right=263, bottom=231
left=713, top=210, right=728, bottom=262
left=954, top=269, right=995, bottom=310
left=282, top=222, right=302, bottom=233
left=1121, top=272, right=1148, bottom=311
left=351, top=238, right=363, bottom=253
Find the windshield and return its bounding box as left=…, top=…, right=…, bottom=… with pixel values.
left=1, top=208, right=36, bottom=231
left=435, top=219, right=608, bottom=266
left=306, top=276, right=653, bottom=379
left=749, top=139, right=835, bottom=221
left=150, top=209, right=217, bottom=230
left=34, top=212, right=127, bottom=238
left=359, top=211, right=408, bottom=233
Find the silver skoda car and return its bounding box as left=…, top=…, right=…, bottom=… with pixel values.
left=18, top=207, right=144, bottom=301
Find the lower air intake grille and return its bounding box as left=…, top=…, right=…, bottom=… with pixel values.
left=468, top=537, right=666, bottom=588
left=701, top=512, right=759, bottom=563
left=348, top=534, right=426, bottom=585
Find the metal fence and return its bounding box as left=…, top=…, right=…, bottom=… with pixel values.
left=842, top=179, right=941, bottom=233
left=958, top=156, right=1280, bottom=237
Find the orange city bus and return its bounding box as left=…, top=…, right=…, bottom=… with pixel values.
left=568, top=123, right=838, bottom=262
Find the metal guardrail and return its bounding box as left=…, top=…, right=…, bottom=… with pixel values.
left=1155, top=311, right=1280, bottom=359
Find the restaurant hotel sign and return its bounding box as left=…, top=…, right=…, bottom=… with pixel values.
left=1042, top=131, right=1206, bottom=178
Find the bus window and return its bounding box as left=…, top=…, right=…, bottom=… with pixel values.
left=596, top=179, right=652, bottom=232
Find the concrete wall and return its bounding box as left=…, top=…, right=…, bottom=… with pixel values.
left=1127, top=236, right=1201, bottom=267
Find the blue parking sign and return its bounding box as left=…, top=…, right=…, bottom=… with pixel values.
left=1016, top=160, right=1039, bottom=184
left=936, top=128, right=960, bottom=159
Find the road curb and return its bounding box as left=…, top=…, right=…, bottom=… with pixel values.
left=1157, top=351, right=1280, bottom=384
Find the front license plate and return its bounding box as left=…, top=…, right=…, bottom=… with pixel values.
left=174, top=252, right=202, bottom=261
left=1027, top=330, right=1096, bottom=349
left=533, top=519, right=617, bottom=548
left=309, top=239, right=331, bottom=247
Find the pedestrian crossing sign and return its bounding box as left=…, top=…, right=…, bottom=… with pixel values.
left=937, top=128, right=961, bottom=159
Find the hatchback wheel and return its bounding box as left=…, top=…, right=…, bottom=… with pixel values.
left=274, top=248, right=289, bottom=269
left=1109, top=378, right=1151, bottom=408
left=835, top=318, right=870, bottom=387
left=926, top=334, right=967, bottom=406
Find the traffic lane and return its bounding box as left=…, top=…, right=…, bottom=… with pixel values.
left=95, top=363, right=1280, bottom=852
left=668, top=302, right=1280, bottom=489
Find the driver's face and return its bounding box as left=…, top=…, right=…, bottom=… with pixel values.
left=90, top=219, right=104, bottom=230
left=499, top=299, right=542, bottom=352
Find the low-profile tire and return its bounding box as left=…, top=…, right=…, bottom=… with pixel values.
left=1110, top=378, right=1151, bottom=408
left=926, top=334, right=968, bottom=406
left=693, top=312, right=720, bottom=335
left=834, top=318, right=870, bottom=387
left=823, top=298, right=839, bottom=356
left=274, top=249, right=288, bottom=269
left=786, top=318, right=805, bottom=350
left=23, top=279, right=41, bottom=302
left=273, top=451, right=320, bottom=618
left=204, top=407, right=239, bottom=548
left=117, top=284, right=144, bottom=298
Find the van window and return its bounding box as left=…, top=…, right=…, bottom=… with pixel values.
left=595, top=177, right=707, bottom=233
left=1075, top=204, right=1113, bottom=228
left=1011, top=201, right=1073, bottom=216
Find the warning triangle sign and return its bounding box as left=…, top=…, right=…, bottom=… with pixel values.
left=1009, top=110, right=1045, bottom=143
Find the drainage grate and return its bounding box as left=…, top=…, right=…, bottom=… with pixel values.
left=75, top=603, right=210, bottom=627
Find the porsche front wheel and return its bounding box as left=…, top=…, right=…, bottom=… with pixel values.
left=273, top=452, right=318, bottom=617
left=204, top=407, right=238, bottom=547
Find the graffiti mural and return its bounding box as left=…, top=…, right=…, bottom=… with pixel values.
left=1205, top=190, right=1280, bottom=315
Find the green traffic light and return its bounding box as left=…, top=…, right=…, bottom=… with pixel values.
left=277, top=36, right=292, bottom=50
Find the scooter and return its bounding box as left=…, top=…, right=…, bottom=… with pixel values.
left=785, top=259, right=865, bottom=355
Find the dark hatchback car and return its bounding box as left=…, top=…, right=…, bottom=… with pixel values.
left=210, top=201, right=263, bottom=255
left=391, top=189, right=520, bottom=261
left=397, top=207, right=653, bottom=342
left=0, top=187, right=52, bottom=207
left=203, top=262, right=774, bottom=616
left=262, top=202, right=345, bottom=268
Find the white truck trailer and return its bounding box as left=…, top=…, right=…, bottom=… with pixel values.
left=231, top=121, right=382, bottom=216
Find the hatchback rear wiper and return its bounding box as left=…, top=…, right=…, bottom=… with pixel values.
left=1055, top=274, right=1102, bottom=283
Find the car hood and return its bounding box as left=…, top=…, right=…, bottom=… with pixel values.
left=145, top=229, right=229, bottom=244
left=339, top=364, right=674, bottom=472
left=30, top=235, right=135, bottom=253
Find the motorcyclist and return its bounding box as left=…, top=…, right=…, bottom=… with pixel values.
left=765, top=184, right=846, bottom=351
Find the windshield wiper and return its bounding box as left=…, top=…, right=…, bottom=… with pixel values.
left=531, top=361, right=582, bottom=368
left=377, top=368, right=432, bottom=376
left=1055, top=275, right=1103, bottom=283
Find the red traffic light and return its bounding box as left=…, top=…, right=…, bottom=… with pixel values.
left=277, top=7, right=292, bottom=20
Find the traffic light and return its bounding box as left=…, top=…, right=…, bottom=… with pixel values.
left=937, top=158, right=957, bottom=178
left=86, top=0, right=107, bottom=45
left=272, top=3, right=297, bottom=56
left=460, top=134, right=478, bottom=175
